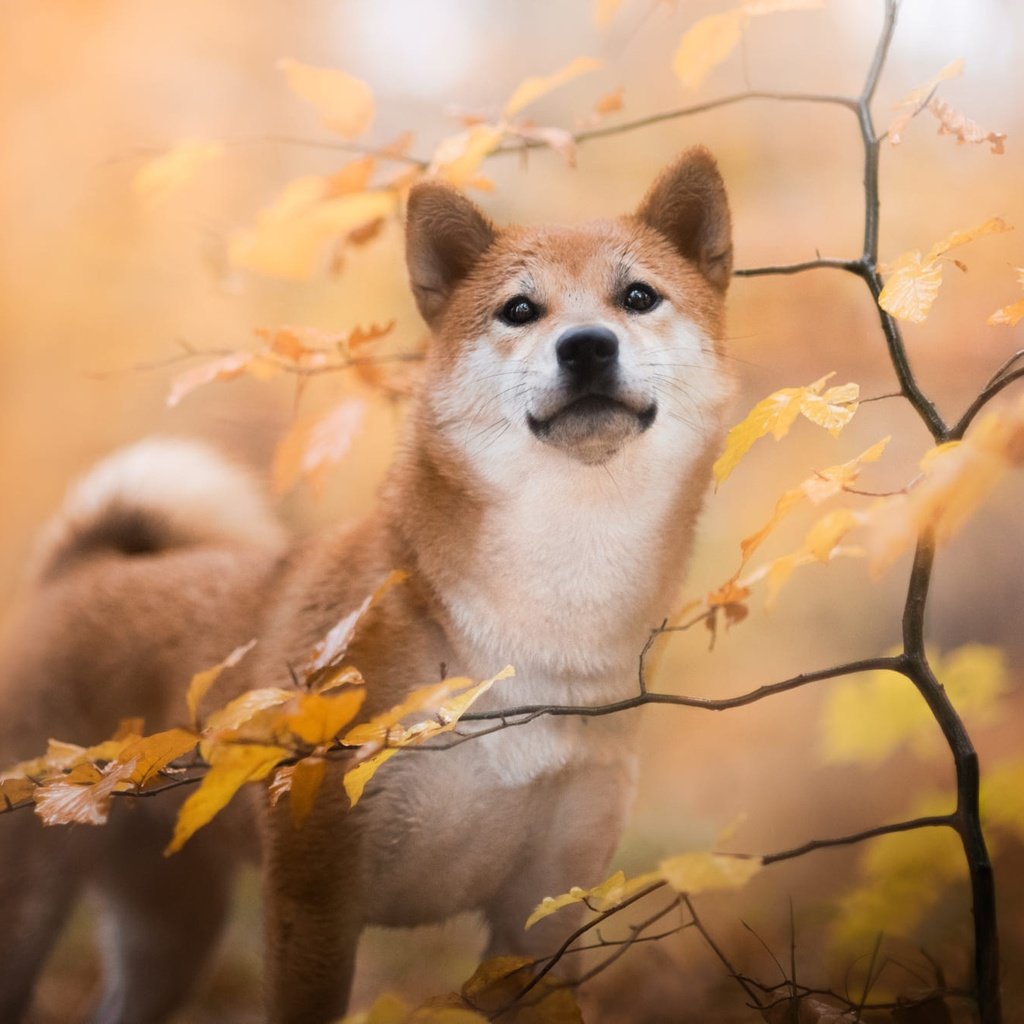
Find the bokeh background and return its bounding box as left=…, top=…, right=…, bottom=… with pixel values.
left=2, top=0, right=1023, bottom=1020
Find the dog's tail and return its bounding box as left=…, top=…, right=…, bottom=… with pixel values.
left=29, top=438, right=287, bottom=585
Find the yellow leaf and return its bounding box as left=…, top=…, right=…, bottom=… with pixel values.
left=713, top=374, right=859, bottom=484
left=287, top=690, right=366, bottom=746
left=672, top=10, right=745, bottom=91
left=165, top=743, right=287, bottom=854
left=461, top=956, right=582, bottom=1023
left=1, top=777, right=36, bottom=808
left=343, top=679, right=468, bottom=747
left=343, top=747, right=398, bottom=807
left=831, top=813, right=963, bottom=954
left=230, top=185, right=398, bottom=279
left=132, top=139, right=224, bottom=204
left=657, top=851, right=762, bottom=893
left=277, top=58, right=374, bottom=138
left=865, top=397, right=1024, bottom=572
left=822, top=645, right=1008, bottom=766
left=186, top=639, right=257, bottom=728
left=980, top=757, right=1024, bottom=844
left=33, top=758, right=136, bottom=827
left=166, top=352, right=269, bottom=408
left=502, top=57, right=602, bottom=119
left=340, top=993, right=411, bottom=1024
left=288, top=756, right=327, bottom=827
left=429, top=125, right=505, bottom=189
left=673, top=0, right=821, bottom=91
left=203, top=687, right=294, bottom=736
left=272, top=398, right=368, bottom=496
left=593, top=86, right=625, bottom=116
left=887, top=58, right=964, bottom=145
left=117, top=728, right=197, bottom=787
left=880, top=218, right=1012, bottom=323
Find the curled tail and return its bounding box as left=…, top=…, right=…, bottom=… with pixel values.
left=30, top=438, right=287, bottom=585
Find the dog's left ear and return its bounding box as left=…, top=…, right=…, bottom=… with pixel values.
left=405, top=182, right=496, bottom=328
left=635, top=147, right=732, bottom=291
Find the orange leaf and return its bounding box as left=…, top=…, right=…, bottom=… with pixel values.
left=927, top=97, right=1007, bottom=154
left=34, top=758, right=136, bottom=827
left=429, top=124, right=505, bottom=189
left=272, top=398, right=368, bottom=496
left=132, top=139, right=224, bottom=204
left=186, top=639, right=258, bottom=729
left=887, top=57, right=964, bottom=145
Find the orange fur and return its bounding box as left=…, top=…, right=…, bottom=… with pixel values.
left=0, top=148, right=733, bottom=1023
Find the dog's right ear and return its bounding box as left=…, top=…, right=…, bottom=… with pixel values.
left=405, top=183, right=496, bottom=328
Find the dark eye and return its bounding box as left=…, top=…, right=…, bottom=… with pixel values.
left=499, top=296, right=540, bottom=326
left=623, top=282, right=660, bottom=313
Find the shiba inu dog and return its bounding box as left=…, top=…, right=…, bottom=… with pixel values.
left=0, top=147, right=732, bottom=1023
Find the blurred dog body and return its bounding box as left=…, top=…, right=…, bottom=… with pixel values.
left=0, top=148, right=733, bottom=1023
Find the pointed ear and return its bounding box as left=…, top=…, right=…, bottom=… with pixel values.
left=635, top=147, right=733, bottom=291
left=405, top=182, right=496, bottom=328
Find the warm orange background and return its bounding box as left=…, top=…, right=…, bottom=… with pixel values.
left=3, top=1, right=1023, bottom=1021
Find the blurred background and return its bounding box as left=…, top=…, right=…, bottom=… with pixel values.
left=2, top=0, right=1023, bottom=1020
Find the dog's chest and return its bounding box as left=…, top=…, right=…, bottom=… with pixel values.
left=358, top=708, right=636, bottom=926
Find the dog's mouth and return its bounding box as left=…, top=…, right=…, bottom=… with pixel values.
left=526, top=393, right=657, bottom=464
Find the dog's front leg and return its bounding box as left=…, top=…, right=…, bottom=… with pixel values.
left=261, top=764, right=363, bottom=1024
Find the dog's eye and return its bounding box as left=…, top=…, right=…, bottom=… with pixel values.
left=499, top=296, right=540, bottom=326
left=622, top=282, right=660, bottom=313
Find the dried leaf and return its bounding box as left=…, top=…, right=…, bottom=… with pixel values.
left=506, top=124, right=578, bottom=167
left=301, top=570, right=409, bottom=689
left=987, top=267, right=1024, bottom=326
left=203, top=688, right=294, bottom=737
left=343, top=747, right=398, bottom=807
left=167, top=352, right=268, bottom=408
left=34, top=758, right=136, bottom=827
left=673, top=0, right=822, bottom=91
left=888, top=58, right=964, bottom=145
left=288, top=756, right=327, bottom=827
left=502, top=57, right=602, bottom=118
left=132, top=139, right=224, bottom=204
left=287, top=691, right=366, bottom=746
left=927, top=96, right=1006, bottom=154
left=230, top=183, right=398, bottom=278
left=879, top=218, right=1012, bottom=323
left=461, top=955, right=582, bottom=1023
left=713, top=374, right=860, bottom=484
left=272, top=398, right=368, bottom=497
left=117, top=728, right=198, bottom=786
left=277, top=58, right=374, bottom=138
left=165, top=743, right=287, bottom=854
left=186, top=639, right=257, bottom=728
left=429, top=124, right=505, bottom=189
left=657, top=851, right=762, bottom=893
left=593, top=86, right=625, bottom=115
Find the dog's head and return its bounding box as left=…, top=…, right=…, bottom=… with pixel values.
left=405, top=148, right=733, bottom=475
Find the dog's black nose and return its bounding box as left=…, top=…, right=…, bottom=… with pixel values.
left=555, top=326, right=619, bottom=383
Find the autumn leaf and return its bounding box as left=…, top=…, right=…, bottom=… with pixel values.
left=879, top=217, right=1012, bottom=323
left=342, top=747, right=399, bottom=807
left=927, top=96, right=1007, bottom=154
left=502, top=57, right=602, bottom=119
left=186, top=639, right=257, bottom=728
left=272, top=755, right=328, bottom=827
left=713, top=373, right=860, bottom=484
left=272, top=398, right=368, bottom=496
left=658, top=851, right=763, bottom=894
left=822, top=645, right=1008, bottom=766
left=277, top=58, right=374, bottom=138
left=429, top=124, right=505, bottom=189
left=34, top=758, right=136, bottom=827
left=460, top=956, right=582, bottom=1023
left=230, top=182, right=398, bottom=278
left=887, top=58, right=964, bottom=145
left=301, top=570, right=408, bottom=691
left=165, top=743, right=287, bottom=854
left=738, top=437, right=890, bottom=569
left=167, top=352, right=276, bottom=408
left=117, top=728, right=198, bottom=787
left=672, top=0, right=823, bottom=91
left=132, top=139, right=224, bottom=204
left=526, top=852, right=761, bottom=930
left=988, top=267, right=1024, bottom=326
left=286, top=691, right=366, bottom=746
left=203, top=687, right=294, bottom=738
